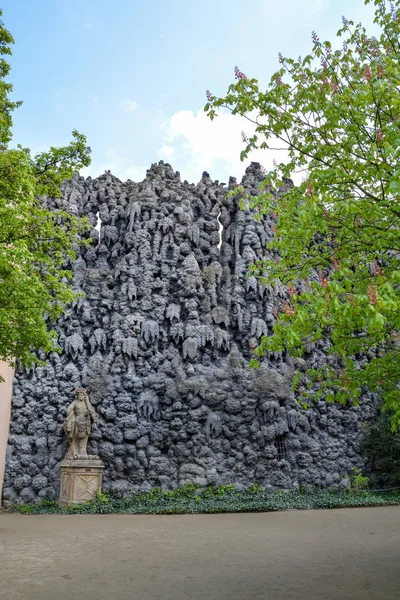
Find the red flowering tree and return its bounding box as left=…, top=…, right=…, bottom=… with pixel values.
left=205, top=0, right=400, bottom=425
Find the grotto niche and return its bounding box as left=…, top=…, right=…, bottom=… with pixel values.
left=2, top=161, right=376, bottom=504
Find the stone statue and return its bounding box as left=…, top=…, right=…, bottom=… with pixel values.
left=63, top=388, right=97, bottom=459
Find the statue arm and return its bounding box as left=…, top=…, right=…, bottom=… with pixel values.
left=66, top=402, right=75, bottom=415
left=64, top=402, right=75, bottom=434
left=84, top=395, right=97, bottom=422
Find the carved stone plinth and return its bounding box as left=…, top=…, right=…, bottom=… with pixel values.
left=59, top=458, right=104, bottom=508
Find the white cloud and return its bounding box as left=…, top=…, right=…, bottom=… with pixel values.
left=82, top=108, right=302, bottom=185
left=120, top=100, right=140, bottom=112
left=158, top=107, right=291, bottom=184
left=81, top=148, right=147, bottom=182
left=158, top=144, right=175, bottom=160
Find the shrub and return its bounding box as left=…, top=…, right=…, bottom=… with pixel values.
left=360, top=412, right=400, bottom=488
left=11, top=482, right=400, bottom=515
left=343, top=468, right=370, bottom=496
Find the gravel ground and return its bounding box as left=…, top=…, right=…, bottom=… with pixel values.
left=0, top=506, right=399, bottom=600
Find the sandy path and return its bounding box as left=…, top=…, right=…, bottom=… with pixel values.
left=1, top=507, right=399, bottom=600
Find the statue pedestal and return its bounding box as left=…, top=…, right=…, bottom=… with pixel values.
left=59, top=457, right=104, bottom=508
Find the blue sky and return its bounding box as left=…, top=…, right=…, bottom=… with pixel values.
left=3, top=0, right=376, bottom=184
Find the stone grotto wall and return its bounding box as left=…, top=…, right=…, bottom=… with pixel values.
left=2, top=162, right=377, bottom=504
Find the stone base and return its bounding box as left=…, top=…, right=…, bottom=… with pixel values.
left=59, top=457, right=104, bottom=508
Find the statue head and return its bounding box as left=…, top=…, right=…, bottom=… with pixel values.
left=75, top=388, right=87, bottom=402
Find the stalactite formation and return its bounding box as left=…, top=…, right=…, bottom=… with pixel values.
left=2, top=162, right=376, bottom=503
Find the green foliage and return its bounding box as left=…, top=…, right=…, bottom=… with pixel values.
left=0, top=10, right=91, bottom=373
left=343, top=467, right=370, bottom=496
left=17, top=504, right=34, bottom=514
left=11, top=482, right=400, bottom=515
left=205, top=0, right=400, bottom=425
left=351, top=468, right=370, bottom=493
left=215, top=483, right=235, bottom=497
left=246, top=483, right=264, bottom=495
left=94, top=490, right=110, bottom=504
left=361, top=411, right=400, bottom=486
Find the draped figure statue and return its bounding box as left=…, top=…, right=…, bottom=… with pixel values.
left=63, top=388, right=97, bottom=459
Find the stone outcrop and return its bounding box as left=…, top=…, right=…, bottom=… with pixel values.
left=2, top=162, right=376, bottom=504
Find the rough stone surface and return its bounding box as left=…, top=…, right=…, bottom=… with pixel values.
left=2, top=162, right=376, bottom=503
left=59, top=458, right=104, bottom=507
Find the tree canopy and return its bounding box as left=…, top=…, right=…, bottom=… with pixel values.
left=0, top=10, right=91, bottom=372
left=205, top=0, right=400, bottom=425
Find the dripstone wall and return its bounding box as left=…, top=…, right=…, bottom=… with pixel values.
left=2, top=162, right=376, bottom=504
